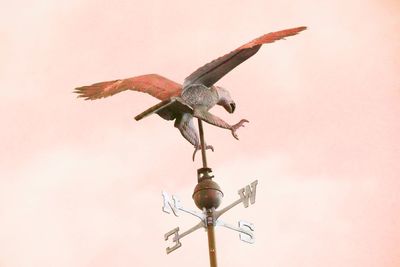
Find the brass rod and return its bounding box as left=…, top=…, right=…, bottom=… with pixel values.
left=207, top=217, right=218, bottom=267
left=197, top=119, right=208, bottom=168
left=197, top=119, right=218, bottom=266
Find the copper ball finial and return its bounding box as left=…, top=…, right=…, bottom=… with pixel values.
left=193, top=179, right=224, bottom=210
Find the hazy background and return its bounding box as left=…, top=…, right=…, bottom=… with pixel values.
left=1, top=0, right=399, bottom=266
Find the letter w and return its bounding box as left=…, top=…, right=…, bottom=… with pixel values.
left=238, top=180, right=258, bottom=208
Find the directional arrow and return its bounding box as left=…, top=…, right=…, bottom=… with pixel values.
left=162, top=180, right=258, bottom=254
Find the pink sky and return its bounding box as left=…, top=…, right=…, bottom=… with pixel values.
left=1, top=0, right=399, bottom=266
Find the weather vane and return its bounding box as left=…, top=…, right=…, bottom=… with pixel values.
left=75, top=26, right=306, bottom=267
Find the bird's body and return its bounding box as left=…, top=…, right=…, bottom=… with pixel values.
left=75, top=26, right=306, bottom=157
left=181, top=84, right=219, bottom=111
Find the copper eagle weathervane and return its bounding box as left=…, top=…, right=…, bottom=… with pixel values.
left=75, top=26, right=307, bottom=267
left=75, top=26, right=306, bottom=158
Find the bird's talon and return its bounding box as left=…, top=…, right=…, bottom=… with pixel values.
left=192, top=144, right=215, bottom=161
left=231, top=119, right=249, bottom=140
left=231, top=129, right=239, bottom=140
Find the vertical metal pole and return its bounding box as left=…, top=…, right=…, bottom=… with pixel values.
left=197, top=119, right=218, bottom=267
left=197, top=119, right=208, bottom=168
left=207, top=213, right=218, bottom=267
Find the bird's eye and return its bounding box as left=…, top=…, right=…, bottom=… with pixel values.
left=230, top=103, right=236, bottom=113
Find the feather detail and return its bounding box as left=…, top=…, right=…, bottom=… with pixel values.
left=183, top=26, right=307, bottom=88
left=74, top=74, right=182, bottom=101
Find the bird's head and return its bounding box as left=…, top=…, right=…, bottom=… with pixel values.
left=215, top=86, right=236, bottom=113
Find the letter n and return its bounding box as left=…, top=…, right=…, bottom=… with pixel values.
left=162, top=191, right=181, bottom=216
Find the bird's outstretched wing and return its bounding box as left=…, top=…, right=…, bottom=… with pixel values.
left=75, top=74, right=182, bottom=101
left=183, top=26, right=307, bottom=88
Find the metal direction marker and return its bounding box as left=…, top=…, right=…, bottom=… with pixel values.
left=74, top=27, right=306, bottom=267
left=162, top=179, right=258, bottom=254
left=162, top=119, right=259, bottom=267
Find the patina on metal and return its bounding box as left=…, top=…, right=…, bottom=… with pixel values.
left=162, top=177, right=258, bottom=253
left=196, top=118, right=220, bottom=267
left=206, top=209, right=218, bottom=267
left=198, top=119, right=209, bottom=169
left=193, top=179, right=223, bottom=210
left=75, top=26, right=307, bottom=267
left=75, top=27, right=306, bottom=160
left=161, top=118, right=258, bottom=266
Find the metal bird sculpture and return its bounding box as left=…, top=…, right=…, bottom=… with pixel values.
left=75, top=26, right=306, bottom=159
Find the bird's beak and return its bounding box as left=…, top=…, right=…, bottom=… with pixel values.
left=229, top=102, right=236, bottom=113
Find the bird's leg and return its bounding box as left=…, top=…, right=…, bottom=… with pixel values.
left=193, top=109, right=249, bottom=140
left=192, top=143, right=214, bottom=161
left=174, top=113, right=214, bottom=161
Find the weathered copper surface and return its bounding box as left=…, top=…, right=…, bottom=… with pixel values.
left=74, top=27, right=307, bottom=155
left=75, top=27, right=306, bottom=267
left=193, top=179, right=223, bottom=210
left=162, top=179, right=258, bottom=257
